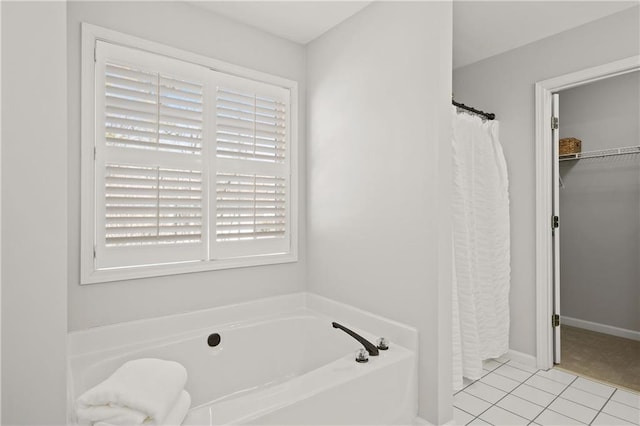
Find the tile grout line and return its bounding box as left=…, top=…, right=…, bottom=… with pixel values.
left=454, top=405, right=482, bottom=423
left=534, top=375, right=622, bottom=426
left=529, top=375, right=579, bottom=425
left=458, top=358, right=510, bottom=425
left=464, top=360, right=558, bottom=424
left=456, top=358, right=639, bottom=425
left=466, top=363, right=540, bottom=425
left=608, top=393, right=640, bottom=410
left=493, top=367, right=556, bottom=425
left=455, top=359, right=507, bottom=395
left=510, top=365, right=627, bottom=425
left=587, top=388, right=623, bottom=426
left=566, top=375, right=639, bottom=402
left=559, top=384, right=618, bottom=412
left=534, top=374, right=637, bottom=425
left=454, top=358, right=510, bottom=420
left=567, top=377, right=640, bottom=423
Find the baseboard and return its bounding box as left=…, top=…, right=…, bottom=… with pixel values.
left=506, top=349, right=537, bottom=367
left=562, top=316, right=640, bottom=342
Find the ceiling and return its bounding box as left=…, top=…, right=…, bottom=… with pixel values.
left=188, top=1, right=638, bottom=68
left=190, top=1, right=372, bottom=45
left=453, top=1, right=638, bottom=69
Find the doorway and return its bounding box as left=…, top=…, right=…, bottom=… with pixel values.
left=553, top=71, right=640, bottom=391
left=534, top=56, right=640, bottom=380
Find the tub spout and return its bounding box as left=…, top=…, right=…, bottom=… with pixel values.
left=332, top=322, right=379, bottom=356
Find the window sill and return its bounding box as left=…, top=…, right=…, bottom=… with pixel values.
left=80, top=252, right=298, bottom=285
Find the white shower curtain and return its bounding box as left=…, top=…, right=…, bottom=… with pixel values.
left=451, top=107, right=511, bottom=391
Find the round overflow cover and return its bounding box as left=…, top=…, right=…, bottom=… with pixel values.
left=207, top=333, right=221, bottom=347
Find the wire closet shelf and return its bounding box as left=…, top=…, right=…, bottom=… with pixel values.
left=559, top=145, right=640, bottom=161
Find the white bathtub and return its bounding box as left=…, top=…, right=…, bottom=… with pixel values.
left=68, top=294, right=418, bottom=425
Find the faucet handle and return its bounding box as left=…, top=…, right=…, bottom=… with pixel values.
left=355, top=348, right=369, bottom=363
left=376, top=337, right=389, bottom=350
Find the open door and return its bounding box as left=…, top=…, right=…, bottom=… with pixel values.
left=552, top=93, right=561, bottom=364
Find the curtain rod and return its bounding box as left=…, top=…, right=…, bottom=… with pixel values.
left=452, top=99, right=496, bottom=120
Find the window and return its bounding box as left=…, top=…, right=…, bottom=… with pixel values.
left=81, top=25, right=297, bottom=284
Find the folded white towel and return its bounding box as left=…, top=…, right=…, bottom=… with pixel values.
left=86, top=406, right=147, bottom=426
left=76, top=358, right=188, bottom=426
left=93, top=391, right=191, bottom=426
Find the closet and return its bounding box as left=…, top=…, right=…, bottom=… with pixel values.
left=556, top=71, right=640, bottom=391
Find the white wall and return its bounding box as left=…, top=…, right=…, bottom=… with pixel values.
left=1, top=2, right=68, bottom=423
left=306, top=2, right=453, bottom=423
left=559, top=72, right=640, bottom=332
left=453, top=6, right=640, bottom=356
left=0, top=1, right=3, bottom=421
left=67, top=1, right=307, bottom=331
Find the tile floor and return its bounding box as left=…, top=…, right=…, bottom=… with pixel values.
left=454, top=357, right=640, bottom=425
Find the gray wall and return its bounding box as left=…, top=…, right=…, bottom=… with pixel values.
left=2, top=2, right=68, bottom=423
left=67, top=2, right=307, bottom=331
left=307, top=2, right=453, bottom=423
left=453, top=6, right=640, bottom=356
left=559, top=72, right=640, bottom=332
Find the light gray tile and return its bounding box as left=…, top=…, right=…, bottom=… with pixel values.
left=535, top=409, right=585, bottom=426
left=493, top=364, right=533, bottom=382
left=512, top=384, right=556, bottom=407
left=465, top=381, right=507, bottom=404
left=571, top=377, right=615, bottom=399
left=548, top=398, right=598, bottom=424
left=611, top=389, right=640, bottom=409
left=412, top=417, right=431, bottom=426
left=462, top=377, right=475, bottom=389
left=505, top=360, right=538, bottom=374
left=480, top=372, right=521, bottom=393
left=560, top=386, right=607, bottom=411
left=602, top=400, right=640, bottom=424
left=454, top=391, right=492, bottom=416
left=483, top=359, right=503, bottom=371
left=496, top=394, right=545, bottom=420
left=468, top=419, right=492, bottom=425
left=454, top=407, right=475, bottom=426
left=592, top=412, right=635, bottom=426
left=525, top=375, right=568, bottom=395
left=479, top=406, right=529, bottom=426
left=536, top=369, right=576, bottom=385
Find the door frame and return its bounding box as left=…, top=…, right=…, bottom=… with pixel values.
left=534, top=55, right=640, bottom=369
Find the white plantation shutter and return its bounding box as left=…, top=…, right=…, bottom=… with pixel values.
left=215, top=87, right=286, bottom=162
left=84, top=35, right=295, bottom=282
left=104, top=165, right=203, bottom=247
left=212, top=73, right=291, bottom=258
left=215, top=173, right=286, bottom=240
left=95, top=42, right=208, bottom=268
left=103, top=63, right=204, bottom=155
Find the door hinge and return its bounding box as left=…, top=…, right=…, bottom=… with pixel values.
left=552, top=215, right=559, bottom=229
left=551, top=116, right=559, bottom=130
left=93, top=246, right=96, bottom=259
left=552, top=314, right=560, bottom=328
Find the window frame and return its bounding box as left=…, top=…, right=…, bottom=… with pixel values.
left=81, top=23, right=298, bottom=284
